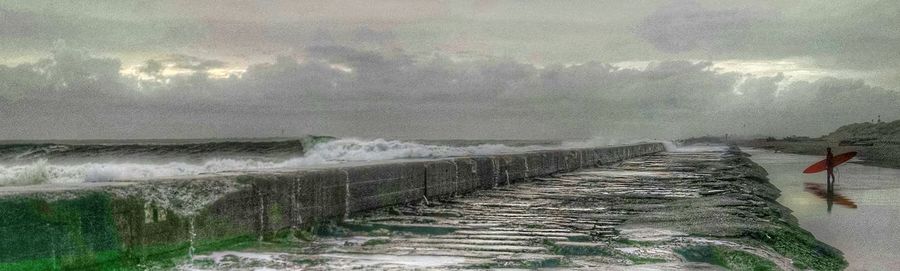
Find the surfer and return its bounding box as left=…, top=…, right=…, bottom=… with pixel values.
left=803, top=148, right=856, bottom=213
left=826, top=148, right=835, bottom=180
left=826, top=148, right=835, bottom=189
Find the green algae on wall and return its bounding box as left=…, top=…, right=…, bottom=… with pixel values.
left=0, top=193, right=120, bottom=270
left=0, top=192, right=259, bottom=270
left=676, top=245, right=778, bottom=271
left=748, top=227, right=847, bottom=271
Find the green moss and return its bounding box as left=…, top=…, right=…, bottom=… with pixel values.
left=542, top=239, right=668, bottom=266
left=251, top=219, right=348, bottom=243
left=362, top=238, right=391, bottom=246
left=625, top=254, right=667, bottom=265
left=748, top=228, right=846, bottom=271
left=465, top=257, right=566, bottom=269
left=313, top=220, right=350, bottom=237
left=268, top=203, right=283, bottom=227
left=0, top=193, right=262, bottom=271
left=613, top=238, right=657, bottom=247
left=342, top=222, right=457, bottom=236
left=676, top=245, right=777, bottom=271
left=0, top=251, right=117, bottom=271
left=112, top=235, right=256, bottom=270
left=294, top=228, right=317, bottom=241
left=523, top=257, right=565, bottom=268
left=543, top=240, right=613, bottom=256
left=189, top=258, right=216, bottom=268
left=0, top=194, right=121, bottom=270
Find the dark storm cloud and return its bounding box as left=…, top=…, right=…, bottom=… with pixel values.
left=0, top=49, right=124, bottom=98
left=636, top=0, right=777, bottom=52
left=4, top=1, right=900, bottom=86
left=0, top=0, right=440, bottom=61
left=0, top=7, right=38, bottom=38
left=635, top=0, right=900, bottom=72
left=1, top=47, right=898, bottom=140
left=0, top=6, right=187, bottom=51
left=351, top=27, right=396, bottom=45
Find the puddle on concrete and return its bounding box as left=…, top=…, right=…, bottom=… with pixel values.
left=317, top=253, right=469, bottom=268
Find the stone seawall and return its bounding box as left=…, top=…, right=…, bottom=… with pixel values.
left=0, top=143, right=665, bottom=270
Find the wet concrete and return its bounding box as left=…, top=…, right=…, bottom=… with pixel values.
left=180, top=146, right=845, bottom=270
left=0, top=143, right=665, bottom=270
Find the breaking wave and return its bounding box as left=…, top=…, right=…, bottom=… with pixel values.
left=0, top=138, right=542, bottom=186
left=0, top=137, right=329, bottom=163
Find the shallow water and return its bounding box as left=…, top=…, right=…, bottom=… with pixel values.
left=745, top=148, right=900, bottom=270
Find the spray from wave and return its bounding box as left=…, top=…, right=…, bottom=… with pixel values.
left=293, top=138, right=535, bottom=162
left=0, top=137, right=676, bottom=186
left=561, top=136, right=677, bottom=152
left=0, top=138, right=546, bottom=186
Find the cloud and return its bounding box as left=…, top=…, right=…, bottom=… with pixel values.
left=636, top=0, right=777, bottom=53
left=4, top=1, right=900, bottom=90
left=634, top=0, right=900, bottom=74
left=352, top=26, right=396, bottom=45
left=0, top=48, right=124, bottom=99
left=0, top=7, right=39, bottom=39
left=1, top=47, right=899, bottom=140
left=162, top=54, right=226, bottom=71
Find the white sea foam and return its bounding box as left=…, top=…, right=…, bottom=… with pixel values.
left=669, top=145, right=729, bottom=153
left=0, top=159, right=51, bottom=186
left=286, top=138, right=532, bottom=163
left=0, top=137, right=667, bottom=186
left=0, top=138, right=542, bottom=186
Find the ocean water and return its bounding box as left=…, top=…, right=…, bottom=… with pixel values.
left=0, top=137, right=557, bottom=186
left=0, top=134, right=672, bottom=187
left=746, top=148, right=900, bottom=270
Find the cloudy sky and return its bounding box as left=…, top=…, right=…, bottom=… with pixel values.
left=1, top=0, right=898, bottom=140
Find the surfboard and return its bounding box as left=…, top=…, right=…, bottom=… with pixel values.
left=802, top=151, right=857, bottom=174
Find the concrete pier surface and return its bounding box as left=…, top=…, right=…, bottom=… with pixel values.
left=178, top=146, right=846, bottom=270
left=0, top=143, right=670, bottom=270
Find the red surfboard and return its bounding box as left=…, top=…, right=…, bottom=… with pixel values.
left=802, top=151, right=857, bottom=174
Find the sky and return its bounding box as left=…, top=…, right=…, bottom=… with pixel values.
left=1, top=0, right=899, bottom=140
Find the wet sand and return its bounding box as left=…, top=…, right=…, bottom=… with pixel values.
left=746, top=148, right=900, bottom=270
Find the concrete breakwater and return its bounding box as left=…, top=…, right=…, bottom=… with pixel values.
left=0, top=143, right=664, bottom=269
left=195, top=145, right=845, bottom=270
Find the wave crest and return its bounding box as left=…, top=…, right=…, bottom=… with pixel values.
left=0, top=138, right=538, bottom=186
